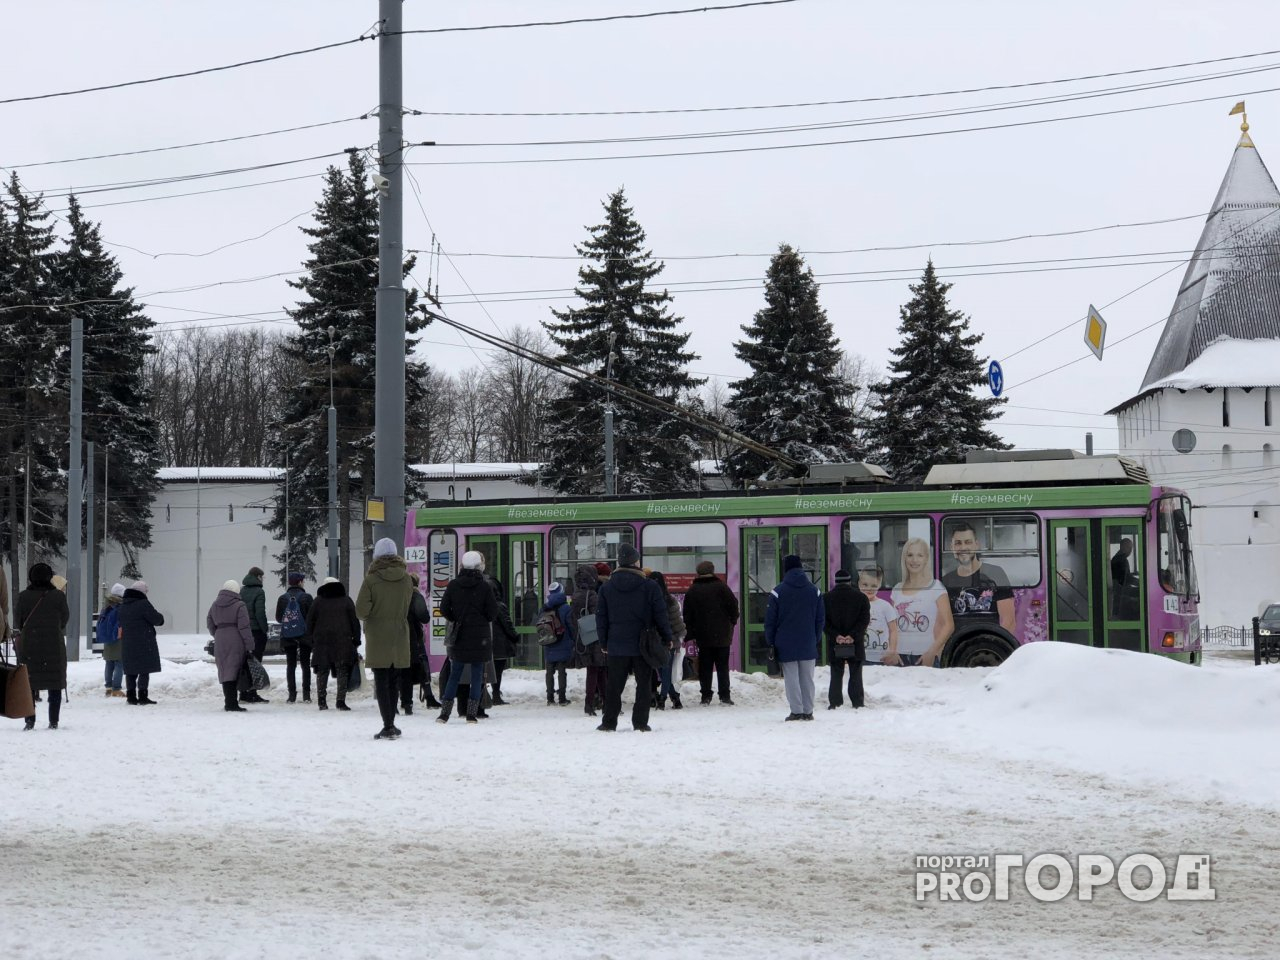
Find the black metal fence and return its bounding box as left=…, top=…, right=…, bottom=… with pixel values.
left=1200, top=625, right=1251, bottom=648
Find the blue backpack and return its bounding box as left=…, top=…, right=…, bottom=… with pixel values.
left=96, top=605, right=120, bottom=648
left=280, top=592, right=307, bottom=639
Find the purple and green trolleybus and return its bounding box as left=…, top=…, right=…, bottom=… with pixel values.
left=404, top=452, right=1201, bottom=672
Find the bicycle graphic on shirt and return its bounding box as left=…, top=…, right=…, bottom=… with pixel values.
left=896, top=610, right=930, bottom=632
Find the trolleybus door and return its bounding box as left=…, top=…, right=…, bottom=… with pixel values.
left=465, top=533, right=545, bottom=668
left=741, top=525, right=827, bottom=673
left=1049, top=519, right=1095, bottom=646
left=1101, top=519, right=1145, bottom=652
left=1048, top=518, right=1146, bottom=651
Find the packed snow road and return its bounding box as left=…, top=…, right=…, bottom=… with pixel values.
left=3, top=643, right=1277, bottom=959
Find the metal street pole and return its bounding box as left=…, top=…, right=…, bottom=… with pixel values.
left=66, top=315, right=83, bottom=661
left=604, top=332, right=618, bottom=497
left=373, top=0, right=407, bottom=549
left=327, top=325, right=339, bottom=577
left=86, top=441, right=96, bottom=650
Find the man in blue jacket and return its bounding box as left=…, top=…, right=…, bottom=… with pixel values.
left=596, top=543, right=672, bottom=732
left=765, top=554, right=824, bottom=721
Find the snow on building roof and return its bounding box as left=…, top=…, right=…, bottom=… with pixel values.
left=410, top=462, right=541, bottom=479
left=1140, top=336, right=1280, bottom=391
left=1139, top=132, right=1280, bottom=390
left=158, top=467, right=284, bottom=482
left=159, top=463, right=542, bottom=483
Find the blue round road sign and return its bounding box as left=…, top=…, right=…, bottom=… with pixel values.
left=988, top=360, right=1004, bottom=398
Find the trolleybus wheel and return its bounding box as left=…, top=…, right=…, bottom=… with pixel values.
left=946, top=633, right=1017, bottom=668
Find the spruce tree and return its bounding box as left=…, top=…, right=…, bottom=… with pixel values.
left=724, top=244, right=861, bottom=483
left=265, top=153, right=426, bottom=585
left=0, top=174, right=67, bottom=585
left=863, top=260, right=1008, bottom=482
left=56, top=195, right=163, bottom=578
left=540, top=188, right=702, bottom=494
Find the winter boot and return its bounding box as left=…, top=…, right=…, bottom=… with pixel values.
left=317, top=688, right=328, bottom=710
left=423, top=685, right=442, bottom=709
left=671, top=692, right=683, bottom=710
left=24, top=717, right=35, bottom=731
left=374, top=726, right=399, bottom=740
left=436, top=699, right=454, bottom=724
left=654, top=696, right=666, bottom=711
left=401, top=701, right=413, bottom=716
left=466, top=700, right=479, bottom=724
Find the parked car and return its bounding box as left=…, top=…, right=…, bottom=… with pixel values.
left=1257, top=604, right=1280, bottom=636
left=205, top=620, right=282, bottom=658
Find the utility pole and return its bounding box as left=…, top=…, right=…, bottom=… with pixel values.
left=284, top=450, right=290, bottom=583
left=373, top=0, right=407, bottom=549
left=86, top=441, right=96, bottom=649
left=604, top=332, right=618, bottom=497
left=328, top=325, right=339, bottom=577
left=66, top=315, right=83, bottom=661
left=22, top=450, right=31, bottom=576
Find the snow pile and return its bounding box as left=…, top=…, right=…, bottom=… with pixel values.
left=945, top=642, right=1280, bottom=801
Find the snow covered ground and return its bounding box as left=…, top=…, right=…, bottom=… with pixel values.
left=4, top=641, right=1278, bottom=959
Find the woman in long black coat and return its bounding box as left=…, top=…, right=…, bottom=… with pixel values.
left=118, top=581, right=165, bottom=705
left=307, top=577, right=361, bottom=711
left=16, top=562, right=71, bottom=730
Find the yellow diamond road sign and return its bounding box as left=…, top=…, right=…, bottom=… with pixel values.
left=1084, top=304, right=1106, bottom=360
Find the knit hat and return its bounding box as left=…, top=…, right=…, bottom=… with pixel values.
left=222, top=579, right=241, bottom=593
left=372, top=538, right=398, bottom=560
left=618, top=543, right=641, bottom=568
left=132, top=580, right=149, bottom=595
left=461, top=550, right=484, bottom=570
left=321, top=577, right=340, bottom=586
left=28, top=562, right=53, bottom=585
left=288, top=571, right=304, bottom=585
left=696, top=560, right=716, bottom=576
left=110, top=582, right=126, bottom=598
left=51, top=575, right=68, bottom=592
left=783, top=554, right=803, bottom=573
left=547, top=582, right=563, bottom=600
left=594, top=562, right=612, bottom=577
left=834, top=569, right=853, bottom=584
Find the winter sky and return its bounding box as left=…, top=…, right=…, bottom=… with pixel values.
left=5, top=0, right=1280, bottom=457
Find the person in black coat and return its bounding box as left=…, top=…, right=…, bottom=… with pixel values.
left=437, top=551, right=498, bottom=724
left=16, top=562, right=71, bottom=730
left=307, top=577, right=361, bottom=711
left=682, top=559, right=740, bottom=705
left=403, top=573, right=441, bottom=712
left=824, top=569, right=870, bottom=709
left=275, top=572, right=315, bottom=703
left=482, top=562, right=520, bottom=705
left=596, top=543, right=672, bottom=733
left=118, top=581, right=165, bottom=705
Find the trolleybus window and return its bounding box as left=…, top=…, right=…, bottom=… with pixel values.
left=551, top=525, right=635, bottom=586
left=640, top=523, right=726, bottom=593
left=842, top=517, right=933, bottom=585
left=1158, top=496, right=1197, bottom=597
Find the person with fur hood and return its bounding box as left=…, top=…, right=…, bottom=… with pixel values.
left=355, top=539, right=415, bottom=740
left=308, top=576, right=362, bottom=711
left=572, top=564, right=607, bottom=717
left=437, top=550, right=498, bottom=725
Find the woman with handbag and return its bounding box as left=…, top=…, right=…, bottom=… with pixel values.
left=207, top=580, right=256, bottom=712
left=823, top=569, right=870, bottom=709
left=118, top=580, right=165, bottom=705
left=16, top=563, right=70, bottom=730
left=307, top=576, right=361, bottom=712
left=437, top=550, right=497, bottom=725
left=572, top=564, right=606, bottom=717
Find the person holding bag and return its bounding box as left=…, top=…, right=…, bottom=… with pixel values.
left=16, top=563, right=71, bottom=730
left=308, top=576, right=361, bottom=711
left=118, top=581, right=165, bottom=705
left=437, top=550, right=497, bottom=725
left=823, top=569, right=870, bottom=709
left=208, top=580, right=256, bottom=712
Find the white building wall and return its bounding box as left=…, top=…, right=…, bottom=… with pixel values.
left=1118, top=386, right=1280, bottom=624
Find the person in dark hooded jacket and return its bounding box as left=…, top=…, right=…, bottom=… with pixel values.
left=307, top=576, right=361, bottom=711
left=208, top=579, right=255, bottom=712
left=682, top=560, right=739, bottom=705
left=572, top=564, right=606, bottom=717
left=118, top=580, right=165, bottom=705
left=437, top=550, right=497, bottom=724
left=540, top=583, right=577, bottom=705
left=765, top=555, right=823, bottom=721
left=275, top=572, right=314, bottom=703
left=403, top=573, right=441, bottom=712
left=596, top=543, right=672, bottom=732
left=823, top=569, right=870, bottom=709
left=481, top=560, right=520, bottom=705
left=238, top=567, right=269, bottom=703
left=16, top=562, right=71, bottom=730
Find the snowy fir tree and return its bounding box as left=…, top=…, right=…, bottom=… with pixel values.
left=265, top=153, right=427, bottom=585
left=862, top=260, right=1007, bottom=482
left=55, top=195, right=163, bottom=580
left=723, top=244, right=861, bottom=483
left=539, top=188, right=702, bottom=494
left=0, top=174, right=69, bottom=586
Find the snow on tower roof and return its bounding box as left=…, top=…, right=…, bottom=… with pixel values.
left=1139, top=131, right=1280, bottom=390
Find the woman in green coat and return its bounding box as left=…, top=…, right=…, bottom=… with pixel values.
left=355, top=538, right=414, bottom=741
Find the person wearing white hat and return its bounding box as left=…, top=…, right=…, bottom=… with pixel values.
left=437, top=550, right=498, bottom=724
left=355, top=538, right=415, bottom=739
left=97, top=583, right=128, bottom=697
left=208, top=580, right=256, bottom=712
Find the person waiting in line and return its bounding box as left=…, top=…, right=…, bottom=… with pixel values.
left=16, top=562, right=71, bottom=730
left=208, top=579, right=256, bottom=713
left=765, top=555, right=823, bottom=722
left=438, top=550, right=498, bottom=724
left=540, top=582, right=577, bottom=706
left=682, top=560, right=739, bottom=706
left=478, top=557, right=520, bottom=706
left=308, top=576, right=362, bottom=711
left=118, top=580, right=165, bottom=706
left=824, top=569, right=870, bottom=709
left=275, top=572, right=314, bottom=704
left=573, top=564, right=607, bottom=717
left=651, top=571, right=687, bottom=710
left=97, top=583, right=127, bottom=698
left=405, top=573, right=441, bottom=712
left=356, top=538, right=416, bottom=741
left=596, top=544, right=672, bottom=733
left=238, top=567, right=269, bottom=703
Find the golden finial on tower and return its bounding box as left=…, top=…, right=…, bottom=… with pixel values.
left=1230, top=100, right=1254, bottom=147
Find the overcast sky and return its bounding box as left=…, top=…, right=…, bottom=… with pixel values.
left=5, top=0, right=1280, bottom=459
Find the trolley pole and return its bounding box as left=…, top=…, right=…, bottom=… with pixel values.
left=373, top=0, right=407, bottom=549
left=66, top=315, right=83, bottom=661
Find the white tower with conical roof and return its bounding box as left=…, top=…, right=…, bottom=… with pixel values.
left=1110, top=108, right=1280, bottom=626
